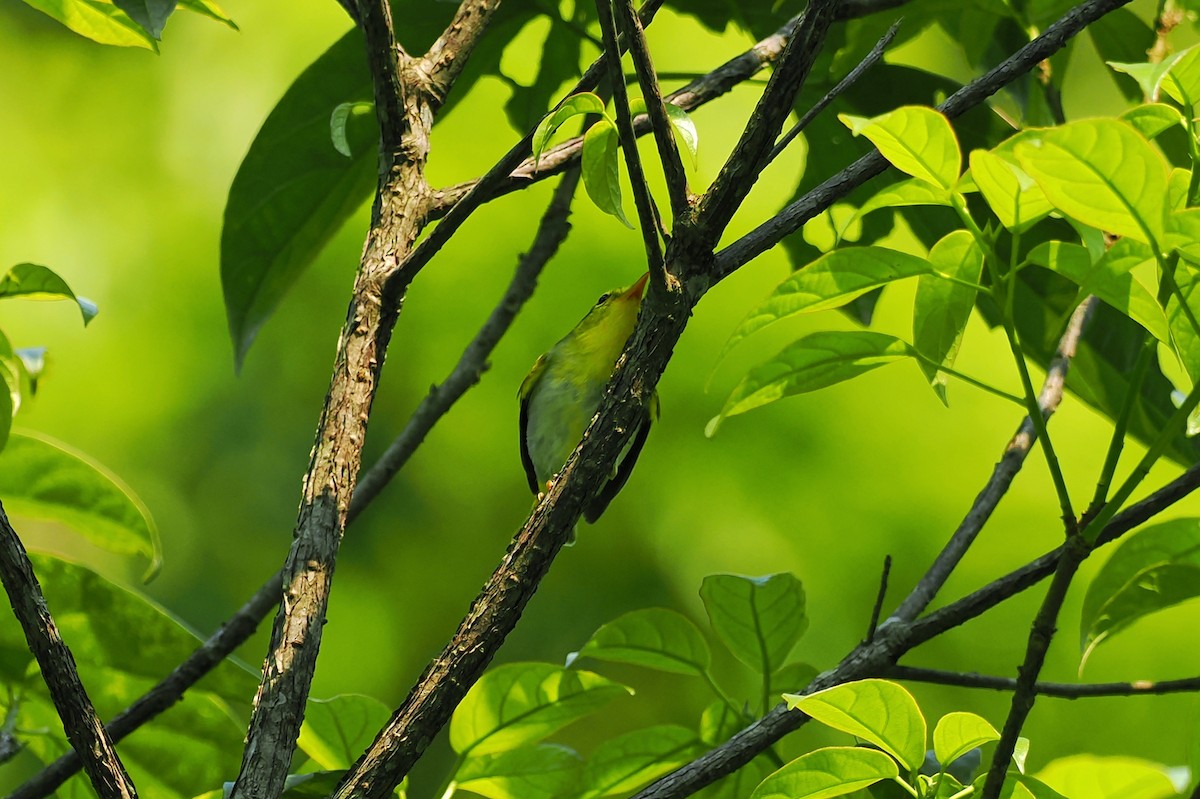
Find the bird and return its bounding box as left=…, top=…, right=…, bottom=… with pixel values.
left=519, top=272, right=658, bottom=534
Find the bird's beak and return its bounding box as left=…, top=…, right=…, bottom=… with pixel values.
left=620, top=272, right=650, bottom=302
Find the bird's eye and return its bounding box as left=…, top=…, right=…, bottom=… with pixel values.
left=596, top=292, right=612, bottom=304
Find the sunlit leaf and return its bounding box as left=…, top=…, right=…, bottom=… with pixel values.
left=751, top=747, right=899, bottom=799
left=579, top=726, right=701, bottom=799
left=1079, top=518, right=1200, bottom=667
left=579, top=607, right=711, bottom=676
left=1014, top=119, right=1168, bottom=246
left=972, top=773, right=1069, bottom=799
left=855, top=178, right=951, bottom=220
left=449, top=663, right=630, bottom=756
left=1169, top=257, right=1200, bottom=383
left=699, top=573, right=807, bottom=675
left=0, top=263, right=97, bottom=325
left=840, top=106, right=961, bottom=191
left=330, top=101, right=375, bottom=158
left=458, top=744, right=582, bottom=799
left=1107, top=48, right=1190, bottom=101
left=933, top=713, right=999, bottom=768
left=914, top=231, right=984, bottom=404
left=0, top=432, right=162, bottom=580
left=177, top=0, right=237, bottom=28
left=533, top=92, right=607, bottom=167
left=1120, top=104, right=1184, bottom=139
left=785, top=679, right=926, bottom=771
left=968, top=150, right=1052, bottom=232
left=581, top=119, right=632, bottom=228
left=1162, top=46, right=1200, bottom=107
left=298, top=694, right=392, bottom=770
left=19, top=0, right=156, bottom=49
left=1036, top=755, right=1176, bottom=799
left=630, top=98, right=699, bottom=167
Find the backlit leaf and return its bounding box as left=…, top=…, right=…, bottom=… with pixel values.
left=785, top=679, right=926, bottom=771
left=840, top=106, right=961, bottom=191
left=579, top=607, right=710, bottom=676
left=699, top=573, right=807, bottom=675
left=751, top=747, right=899, bottom=799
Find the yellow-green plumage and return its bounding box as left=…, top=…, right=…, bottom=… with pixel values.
left=519, top=273, right=658, bottom=525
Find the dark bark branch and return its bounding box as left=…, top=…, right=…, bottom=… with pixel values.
left=833, top=0, right=910, bottom=20
left=694, top=0, right=839, bottom=245
left=0, top=503, right=137, bottom=799
left=597, top=0, right=665, bottom=270
left=863, top=555, right=891, bottom=644
left=889, top=665, right=1200, bottom=698
left=712, top=0, right=1136, bottom=280
left=892, top=298, right=1095, bottom=623
left=763, top=20, right=898, bottom=167
left=617, top=0, right=691, bottom=220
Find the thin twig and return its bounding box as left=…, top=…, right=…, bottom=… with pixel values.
left=596, top=0, right=665, bottom=269
left=617, top=0, right=690, bottom=220
left=892, top=298, right=1095, bottom=623
left=864, top=555, right=891, bottom=644
left=889, top=665, right=1200, bottom=698
left=0, top=503, right=137, bottom=799
left=763, top=21, right=899, bottom=167
left=833, top=0, right=911, bottom=20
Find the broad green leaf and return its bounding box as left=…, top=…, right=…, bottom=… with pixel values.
left=709, top=332, right=913, bottom=434
left=1120, top=104, right=1184, bottom=139
left=533, top=93, right=607, bottom=167
left=221, top=29, right=377, bottom=368
left=581, top=119, right=632, bottom=228
left=914, top=231, right=983, bottom=404
left=298, top=694, right=392, bottom=770
left=698, top=701, right=743, bottom=746
left=717, top=248, right=934, bottom=363
left=579, top=726, right=702, bottom=799
left=699, top=573, right=807, bottom=675
left=458, top=744, right=582, bottom=799
left=968, top=150, right=1052, bottom=232
left=330, top=101, right=375, bottom=158
left=1162, top=46, right=1200, bottom=107
left=802, top=204, right=862, bottom=253
left=112, top=0, right=175, bottom=38
left=1167, top=209, right=1200, bottom=266
left=933, top=713, right=999, bottom=768
left=1079, top=518, right=1200, bottom=666
left=629, top=98, right=699, bottom=167
left=855, top=179, right=951, bottom=220
left=1107, top=48, right=1190, bottom=101
left=19, top=0, right=156, bottom=49
left=1026, top=241, right=1170, bottom=346
left=840, top=106, right=961, bottom=191
left=579, top=607, right=710, bottom=676
left=1167, top=263, right=1200, bottom=383
left=751, top=747, right=900, bottom=799
left=0, top=263, right=97, bottom=325
left=177, top=0, right=237, bottom=28
left=973, top=773, right=1068, bottom=799
left=0, top=432, right=162, bottom=579
left=1170, top=168, right=1191, bottom=210
left=785, top=679, right=926, bottom=771
left=449, top=663, right=630, bottom=756
left=1014, top=120, right=1168, bottom=246
left=1036, top=755, right=1176, bottom=799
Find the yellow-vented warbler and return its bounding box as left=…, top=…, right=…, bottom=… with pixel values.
left=519, top=272, right=658, bottom=530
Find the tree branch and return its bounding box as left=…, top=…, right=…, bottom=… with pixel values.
left=889, top=665, right=1200, bottom=698
left=426, top=0, right=505, bottom=104
left=0, top=503, right=137, bottom=799
left=892, top=297, right=1095, bottom=623
left=712, top=0, right=1136, bottom=280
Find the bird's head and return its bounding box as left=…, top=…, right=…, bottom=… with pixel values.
left=573, top=272, right=650, bottom=357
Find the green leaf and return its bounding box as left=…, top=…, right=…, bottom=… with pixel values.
left=1026, top=241, right=1170, bottom=347
left=770, top=662, right=819, bottom=698
left=0, top=369, right=11, bottom=453
left=698, top=701, right=743, bottom=746
left=856, top=179, right=952, bottom=220
left=449, top=663, right=630, bottom=756
left=220, top=29, right=377, bottom=368
left=1035, top=755, right=1176, bottom=799
left=1107, top=48, right=1190, bottom=101
left=458, top=744, right=582, bottom=799
left=972, top=773, right=1069, bottom=799
left=630, top=98, right=699, bottom=167
left=0, top=263, right=97, bottom=325
left=785, top=679, right=926, bottom=771
left=330, top=101, right=375, bottom=158
left=297, top=694, right=392, bottom=770
left=717, top=247, right=934, bottom=363
left=112, top=0, right=176, bottom=38
left=1171, top=254, right=1200, bottom=385
left=581, top=119, right=632, bottom=228
left=839, top=106, right=961, bottom=191
left=177, top=0, right=237, bottom=29
left=698, top=573, right=807, bottom=675
left=932, top=713, right=999, bottom=768
left=751, top=747, right=900, bottom=799
left=1120, top=104, right=1184, bottom=139
left=579, top=726, right=702, bottom=799
left=578, top=607, right=711, bottom=676
left=1014, top=119, right=1168, bottom=247
left=1162, top=46, right=1200, bottom=108
left=1079, top=518, right=1200, bottom=667
left=968, top=150, right=1052, bottom=232
left=709, top=332, right=913, bottom=434
left=0, top=432, right=162, bottom=580
left=1167, top=208, right=1200, bottom=266
left=19, top=0, right=156, bottom=49
left=533, top=93, right=607, bottom=168
left=914, top=231, right=984, bottom=404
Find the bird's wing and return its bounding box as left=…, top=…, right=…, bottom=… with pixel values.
left=584, top=391, right=656, bottom=523
left=518, top=354, right=549, bottom=494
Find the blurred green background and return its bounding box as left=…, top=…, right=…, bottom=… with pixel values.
left=1, top=0, right=1198, bottom=794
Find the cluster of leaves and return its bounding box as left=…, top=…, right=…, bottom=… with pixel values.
left=18, top=0, right=236, bottom=51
